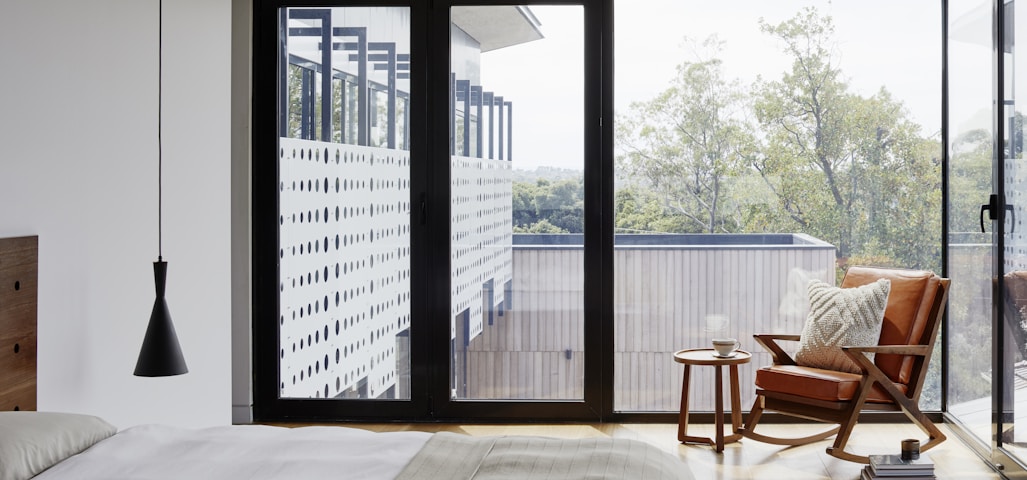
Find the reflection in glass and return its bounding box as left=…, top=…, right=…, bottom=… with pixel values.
left=945, top=0, right=995, bottom=448
left=1000, top=0, right=1027, bottom=462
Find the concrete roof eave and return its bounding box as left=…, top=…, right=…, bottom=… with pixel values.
left=451, top=6, right=544, bottom=52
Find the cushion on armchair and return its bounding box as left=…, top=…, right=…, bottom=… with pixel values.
left=754, top=364, right=907, bottom=403
left=793, top=278, right=891, bottom=374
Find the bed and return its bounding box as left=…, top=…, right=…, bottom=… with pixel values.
left=0, top=239, right=692, bottom=480
left=1, top=413, right=692, bottom=480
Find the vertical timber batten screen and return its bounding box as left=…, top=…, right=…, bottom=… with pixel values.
left=466, top=235, right=836, bottom=411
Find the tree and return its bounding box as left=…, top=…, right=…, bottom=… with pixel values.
left=614, top=186, right=691, bottom=234
left=948, top=128, right=992, bottom=235
left=512, top=178, right=584, bottom=233
left=749, top=7, right=941, bottom=269
left=617, top=37, right=754, bottom=233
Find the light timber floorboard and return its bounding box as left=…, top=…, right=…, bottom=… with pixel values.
left=274, top=422, right=1001, bottom=479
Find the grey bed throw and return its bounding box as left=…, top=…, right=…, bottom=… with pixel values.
left=395, top=432, right=693, bottom=480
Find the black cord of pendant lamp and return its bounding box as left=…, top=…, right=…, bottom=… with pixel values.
left=135, top=0, right=187, bottom=377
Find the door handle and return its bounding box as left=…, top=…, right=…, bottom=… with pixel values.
left=980, top=194, right=1016, bottom=233
left=982, top=194, right=998, bottom=233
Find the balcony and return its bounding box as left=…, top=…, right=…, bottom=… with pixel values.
left=459, top=232, right=837, bottom=411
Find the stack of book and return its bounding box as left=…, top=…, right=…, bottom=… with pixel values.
left=861, top=454, right=936, bottom=479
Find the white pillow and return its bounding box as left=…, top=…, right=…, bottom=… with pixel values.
left=794, top=278, right=891, bottom=373
left=0, top=412, right=117, bottom=480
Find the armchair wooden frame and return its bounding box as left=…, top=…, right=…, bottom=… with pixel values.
left=736, top=268, right=950, bottom=464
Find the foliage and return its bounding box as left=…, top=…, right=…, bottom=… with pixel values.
left=617, top=37, right=755, bottom=233
left=608, top=7, right=944, bottom=273
left=949, top=128, right=995, bottom=235
left=745, top=8, right=941, bottom=270
left=512, top=178, right=584, bottom=233
left=287, top=65, right=310, bottom=140
left=614, top=186, right=692, bottom=233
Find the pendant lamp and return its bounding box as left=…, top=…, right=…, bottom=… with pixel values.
left=135, top=0, right=188, bottom=377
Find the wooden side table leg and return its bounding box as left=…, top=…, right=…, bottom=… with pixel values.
left=723, top=364, right=743, bottom=445
left=730, top=365, right=742, bottom=431
left=677, top=364, right=691, bottom=442
left=715, top=364, right=725, bottom=452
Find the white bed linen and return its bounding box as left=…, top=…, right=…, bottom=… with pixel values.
left=31, top=424, right=432, bottom=480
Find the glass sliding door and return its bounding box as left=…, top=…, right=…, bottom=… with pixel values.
left=277, top=6, right=413, bottom=402
left=448, top=5, right=586, bottom=402
left=612, top=0, right=942, bottom=414
left=945, top=0, right=996, bottom=452
left=948, top=0, right=1027, bottom=475
left=256, top=0, right=602, bottom=421
left=996, top=0, right=1027, bottom=473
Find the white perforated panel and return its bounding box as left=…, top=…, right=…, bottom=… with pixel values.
left=279, top=138, right=410, bottom=399
left=1006, top=153, right=1027, bottom=271
left=451, top=156, right=513, bottom=344
left=278, top=140, right=513, bottom=399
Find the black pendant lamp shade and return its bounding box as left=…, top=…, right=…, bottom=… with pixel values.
left=134, top=259, right=188, bottom=376
left=134, top=0, right=186, bottom=377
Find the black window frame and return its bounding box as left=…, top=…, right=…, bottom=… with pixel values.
left=251, top=0, right=620, bottom=422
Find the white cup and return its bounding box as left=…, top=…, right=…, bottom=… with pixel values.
left=712, top=338, right=740, bottom=356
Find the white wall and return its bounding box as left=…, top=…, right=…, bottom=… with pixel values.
left=0, top=0, right=233, bottom=428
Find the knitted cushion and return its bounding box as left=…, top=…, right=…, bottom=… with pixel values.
left=794, top=278, right=891, bottom=374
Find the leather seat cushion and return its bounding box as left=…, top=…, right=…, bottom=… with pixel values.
left=755, top=364, right=907, bottom=403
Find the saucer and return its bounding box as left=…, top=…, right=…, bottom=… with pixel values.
left=712, top=352, right=738, bottom=358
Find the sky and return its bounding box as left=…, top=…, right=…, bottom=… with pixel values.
left=479, top=1, right=945, bottom=171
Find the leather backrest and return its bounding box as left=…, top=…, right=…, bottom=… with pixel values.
left=840, top=266, right=942, bottom=385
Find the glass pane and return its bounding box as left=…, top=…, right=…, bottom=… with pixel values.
left=945, top=0, right=994, bottom=447
left=1002, top=0, right=1027, bottom=461
left=613, top=0, right=942, bottom=412
left=278, top=7, right=411, bottom=400
left=450, top=5, right=585, bottom=400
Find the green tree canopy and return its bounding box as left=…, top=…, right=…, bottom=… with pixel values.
left=617, top=37, right=755, bottom=234
left=748, top=7, right=940, bottom=268
left=525, top=7, right=942, bottom=271
left=512, top=178, right=584, bottom=233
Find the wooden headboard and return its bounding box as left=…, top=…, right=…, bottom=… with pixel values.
left=0, top=236, right=38, bottom=411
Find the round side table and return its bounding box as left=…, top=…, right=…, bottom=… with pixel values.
left=673, top=348, right=752, bottom=452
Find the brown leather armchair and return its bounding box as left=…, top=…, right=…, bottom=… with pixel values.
left=737, top=266, right=950, bottom=463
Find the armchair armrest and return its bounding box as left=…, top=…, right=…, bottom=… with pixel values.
left=841, top=345, right=932, bottom=382
left=842, top=345, right=931, bottom=357
left=842, top=345, right=932, bottom=357
left=753, top=333, right=801, bottom=365
left=842, top=344, right=933, bottom=381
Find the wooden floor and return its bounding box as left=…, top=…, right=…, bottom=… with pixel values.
left=334, top=422, right=1001, bottom=480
